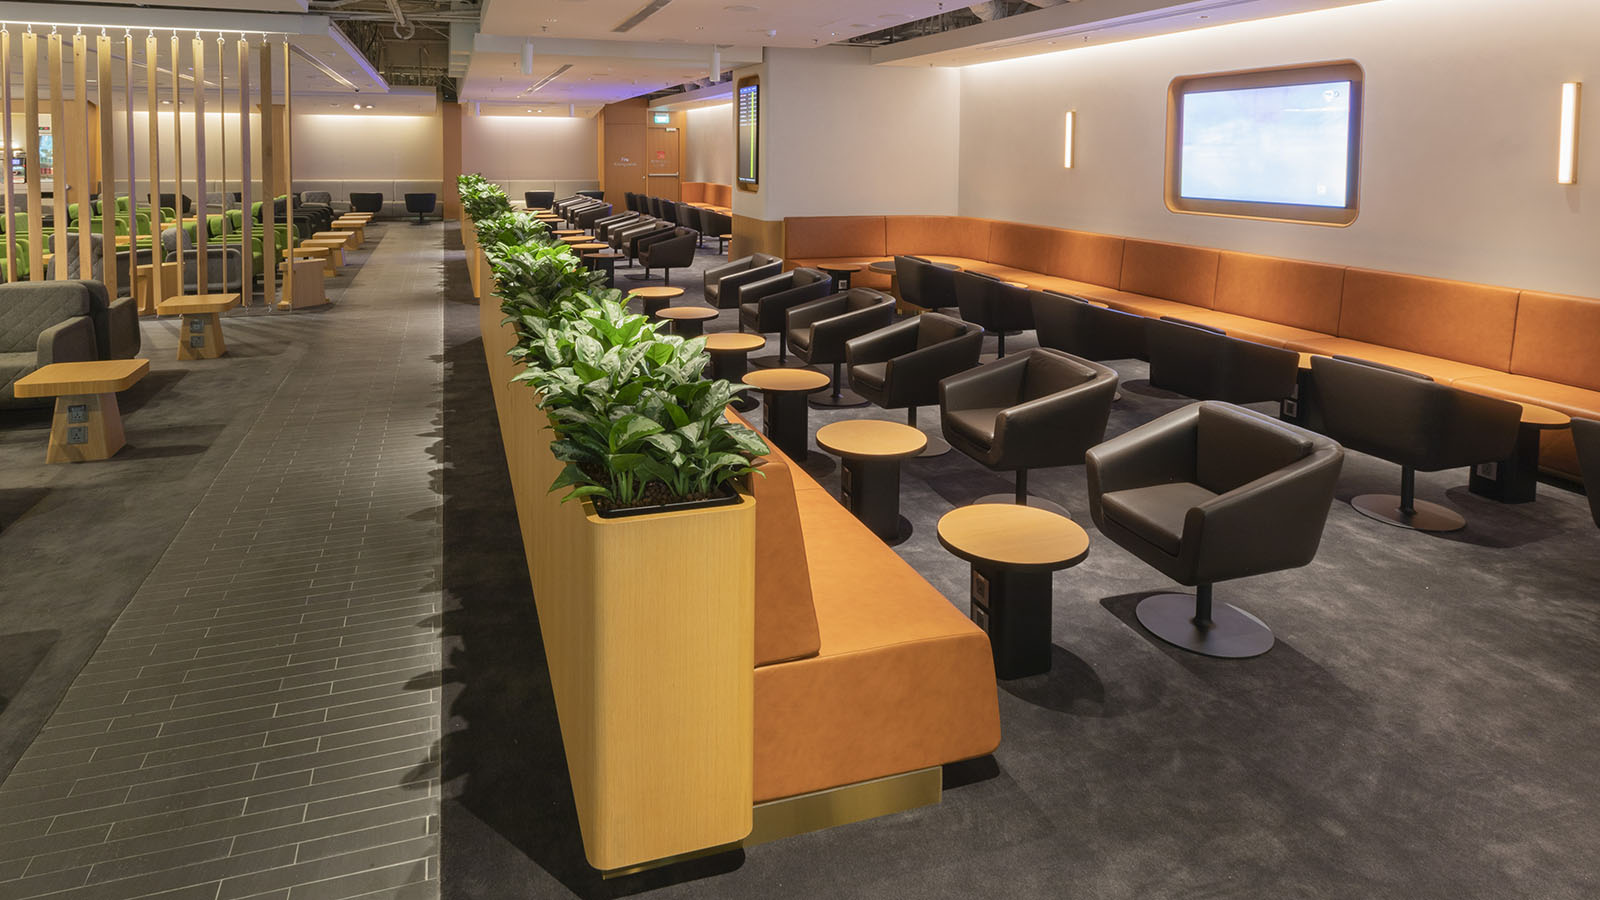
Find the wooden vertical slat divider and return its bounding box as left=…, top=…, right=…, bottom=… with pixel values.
left=97, top=32, right=118, bottom=299
left=73, top=31, right=91, bottom=280
left=2, top=28, right=17, bottom=284
left=48, top=31, right=65, bottom=279
left=259, top=40, right=276, bottom=306
left=145, top=32, right=162, bottom=310
left=192, top=35, right=208, bottom=296
left=23, top=31, right=43, bottom=281
left=216, top=34, right=228, bottom=297
left=123, top=32, right=137, bottom=306
left=170, top=32, right=183, bottom=297
left=278, top=40, right=293, bottom=309
left=237, top=37, right=254, bottom=303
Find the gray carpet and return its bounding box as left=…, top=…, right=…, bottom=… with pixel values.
left=444, top=226, right=1597, bottom=899
left=0, top=242, right=376, bottom=783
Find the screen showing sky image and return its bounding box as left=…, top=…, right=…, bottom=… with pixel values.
left=1180, top=80, right=1351, bottom=208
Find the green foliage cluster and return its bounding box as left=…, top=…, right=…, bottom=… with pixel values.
left=459, top=174, right=765, bottom=512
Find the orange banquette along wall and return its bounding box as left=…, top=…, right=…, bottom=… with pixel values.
left=782, top=215, right=1599, bottom=478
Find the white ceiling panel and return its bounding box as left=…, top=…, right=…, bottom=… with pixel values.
left=480, top=0, right=952, bottom=47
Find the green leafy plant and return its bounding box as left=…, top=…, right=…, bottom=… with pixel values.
left=458, top=171, right=766, bottom=515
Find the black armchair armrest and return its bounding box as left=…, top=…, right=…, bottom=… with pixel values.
left=1085, top=404, right=1201, bottom=528
left=882, top=327, right=982, bottom=408
left=846, top=316, right=920, bottom=366
left=786, top=294, right=849, bottom=332
left=940, top=353, right=1027, bottom=412
left=806, top=298, right=896, bottom=361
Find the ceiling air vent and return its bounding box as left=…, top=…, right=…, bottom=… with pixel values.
left=614, top=0, right=674, bottom=33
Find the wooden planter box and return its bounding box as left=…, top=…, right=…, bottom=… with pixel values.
left=479, top=284, right=756, bottom=872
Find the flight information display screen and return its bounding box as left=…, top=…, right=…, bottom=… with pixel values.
left=737, top=78, right=759, bottom=186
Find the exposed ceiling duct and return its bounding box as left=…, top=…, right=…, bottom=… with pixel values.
left=849, top=0, right=1075, bottom=44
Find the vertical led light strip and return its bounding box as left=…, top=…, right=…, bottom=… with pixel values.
left=1, top=28, right=16, bottom=284
left=146, top=31, right=163, bottom=312
left=47, top=31, right=65, bottom=279
left=259, top=39, right=277, bottom=306
left=23, top=31, right=43, bottom=280
left=1558, top=82, right=1581, bottom=185
left=193, top=33, right=208, bottom=296
left=237, top=35, right=254, bottom=304
left=1064, top=110, right=1076, bottom=169
left=98, top=31, right=118, bottom=299
left=171, top=32, right=184, bottom=297
left=73, top=30, right=91, bottom=280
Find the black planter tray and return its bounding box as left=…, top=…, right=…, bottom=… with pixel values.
left=592, top=487, right=742, bottom=519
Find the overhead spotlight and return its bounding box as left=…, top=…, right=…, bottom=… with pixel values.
left=353, top=102, right=362, bottom=109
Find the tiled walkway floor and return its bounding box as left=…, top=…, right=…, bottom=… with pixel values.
left=0, top=224, right=445, bottom=899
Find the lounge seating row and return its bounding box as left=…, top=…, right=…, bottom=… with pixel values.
left=625, top=192, right=733, bottom=250
left=782, top=215, right=1600, bottom=479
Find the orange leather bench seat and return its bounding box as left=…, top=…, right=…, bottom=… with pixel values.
left=741, top=424, right=1001, bottom=804
left=780, top=215, right=1600, bottom=479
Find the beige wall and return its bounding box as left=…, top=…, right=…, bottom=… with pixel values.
left=957, top=0, right=1600, bottom=297
left=461, top=113, right=598, bottom=182
left=292, top=111, right=442, bottom=180
left=748, top=46, right=961, bottom=221
left=684, top=103, right=732, bottom=185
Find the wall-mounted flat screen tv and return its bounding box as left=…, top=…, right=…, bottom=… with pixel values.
left=1166, top=61, right=1363, bottom=226
left=737, top=76, right=759, bottom=188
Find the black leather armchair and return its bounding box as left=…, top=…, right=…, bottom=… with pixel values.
left=1308, top=355, right=1520, bottom=532
left=1572, top=417, right=1600, bottom=528
left=404, top=193, right=436, bottom=224
left=786, top=288, right=896, bottom=407
left=349, top=193, right=384, bottom=216
left=847, top=312, right=984, bottom=456
left=1148, top=316, right=1299, bottom=404
left=647, top=196, right=663, bottom=218
left=624, top=192, right=640, bottom=212
left=954, top=270, right=1034, bottom=357
left=701, top=210, right=733, bottom=253
left=1087, top=401, right=1345, bottom=658
left=613, top=219, right=673, bottom=263
left=524, top=190, right=555, bottom=210
left=636, top=227, right=698, bottom=286
left=659, top=199, right=680, bottom=225
left=574, top=203, right=615, bottom=229
left=704, top=253, right=781, bottom=309
left=1035, top=290, right=1148, bottom=361
left=738, top=267, right=832, bottom=367
left=941, top=349, right=1117, bottom=511
left=594, top=211, right=641, bottom=241
left=679, top=206, right=705, bottom=247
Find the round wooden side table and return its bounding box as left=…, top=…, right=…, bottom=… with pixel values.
left=816, top=420, right=927, bottom=544
left=583, top=250, right=624, bottom=287
left=706, top=333, right=766, bottom=411
left=937, top=503, right=1090, bottom=679
left=1468, top=401, right=1571, bottom=504
left=743, top=368, right=830, bottom=461
left=658, top=305, right=718, bottom=337
left=628, top=286, right=685, bottom=318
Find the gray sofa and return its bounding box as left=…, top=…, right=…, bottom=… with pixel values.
left=1, top=281, right=102, bottom=408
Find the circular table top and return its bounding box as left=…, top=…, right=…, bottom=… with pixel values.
left=820, top=263, right=863, bottom=274
left=560, top=235, right=596, bottom=243
left=1517, top=402, right=1571, bottom=428
left=570, top=242, right=609, bottom=251
left=583, top=250, right=624, bottom=260
left=743, top=368, right=830, bottom=393
left=629, top=286, right=685, bottom=300
left=937, top=504, right=1090, bottom=572
left=816, top=420, right=928, bottom=460
left=868, top=260, right=897, bottom=275
left=658, top=305, right=718, bottom=321
left=552, top=229, right=584, bottom=235
left=705, top=333, right=766, bottom=353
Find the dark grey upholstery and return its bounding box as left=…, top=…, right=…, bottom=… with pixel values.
left=659, top=199, right=680, bottom=226
left=953, top=271, right=1035, bottom=356
left=576, top=189, right=605, bottom=201
left=941, top=348, right=1118, bottom=502
left=524, top=190, right=556, bottom=210
left=636, top=227, right=698, bottom=286
left=161, top=228, right=245, bottom=293
left=787, top=288, right=896, bottom=404
left=349, top=193, right=384, bottom=215
left=704, top=253, right=781, bottom=309
left=574, top=203, right=615, bottom=229
left=614, top=219, right=674, bottom=262
left=846, top=312, right=983, bottom=415
left=1572, top=417, right=1600, bottom=528
left=0, top=281, right=98, bottom=408
left=679, top=206, right=705, bottom=247
left=1035, top=290, right=1149, bottom=361
left=700, top=210, right=733, bottom=252
left=302, top=191, right=332, bottom=206
left=1309, top=355, right=1520, bottom=531
left=624, top=192, right=640, bottom=212
left=594, top=212, right=642, bottom=241
left=404, top=193, right=436, bottom=223
left=738, top=268, right=833, bottom=366
left=1087, top=401, right=1345, bottom=657
left=1147, top=316, right=1299, bottom=403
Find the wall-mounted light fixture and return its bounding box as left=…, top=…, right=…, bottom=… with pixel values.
left=1558, top=82, right=1580, bottom=185
left=1064, top=110, right=1076, bottom=169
